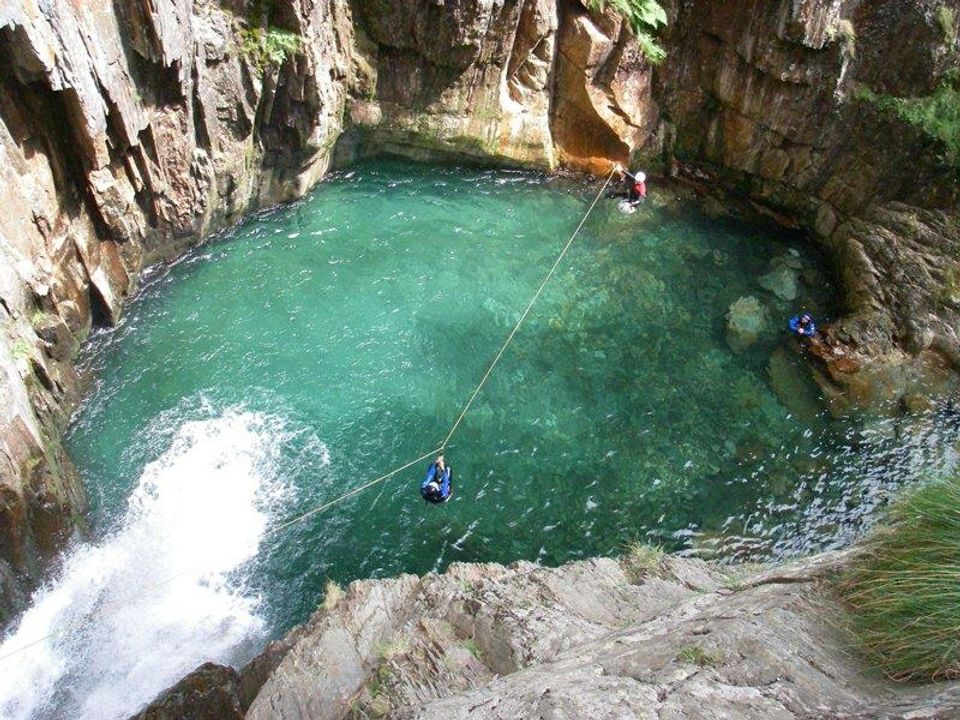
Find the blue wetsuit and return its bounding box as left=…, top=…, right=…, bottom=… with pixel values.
left=788, top=315, right=816, bottom=338
left=420, top=462, right=453, bottom=503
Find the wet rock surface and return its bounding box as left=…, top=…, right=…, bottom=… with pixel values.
left=132, top=553, right=960, bottom=719
left=130, top=662, right=244, bottom=720
left=0, top=0, right=957, bottom=664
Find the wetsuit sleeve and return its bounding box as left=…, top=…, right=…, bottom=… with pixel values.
left=421, top=463, right=437, bottom=489
left=441, top=467, right=452, bottom=499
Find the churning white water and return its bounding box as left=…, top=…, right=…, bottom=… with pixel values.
left=0, top=412, right=284, bottom=720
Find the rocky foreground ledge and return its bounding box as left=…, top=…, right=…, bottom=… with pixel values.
left=134, top=552, right=960, bottom=719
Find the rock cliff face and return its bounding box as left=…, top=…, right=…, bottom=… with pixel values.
left=0, top=0, right=957, bottom=634
left=339, top=0, right=655, bottom=172
left=0, top=0, right=356, bottom=612
left=132, top=552, right=960, bottom=719
left=654, top=0, right=960, bottom=410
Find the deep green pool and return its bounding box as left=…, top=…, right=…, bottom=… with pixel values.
left=6, top=159, right=958, bottom=720
left=68, top=159, right=960, bottom=623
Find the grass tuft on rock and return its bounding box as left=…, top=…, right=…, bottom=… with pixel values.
left=621, top=541, right=665, bottom=582
left=583, top=0, right=667, bottom=63
left=322, top=579, right=343, bottom=611
left=463, top=638, right=484, bottom=661
left=837, top=474, right=960, bottom=681
left=676, top=644, right=723, bottom=668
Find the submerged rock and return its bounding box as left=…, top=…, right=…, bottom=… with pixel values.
left=758, top=265, right=798, bottom=301
left=767, top=347, right=823, bottom=424
left=726, top=296, right=768, bottom=353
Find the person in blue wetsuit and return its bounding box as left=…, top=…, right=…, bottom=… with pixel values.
left=789, top=312, right=817, bottom=338
left=420, top=454, right=453, bottom=504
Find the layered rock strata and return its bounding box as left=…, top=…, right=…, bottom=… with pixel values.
left=0, top=0, right=356, bottom=611
left=0, top=0, right=958, bottom=626
left=133, top=552, right=960, bottom=719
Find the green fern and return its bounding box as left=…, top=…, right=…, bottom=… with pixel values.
left=585, top=0, right=668, bottom=63
left=239, top=26, right=303, bottom=71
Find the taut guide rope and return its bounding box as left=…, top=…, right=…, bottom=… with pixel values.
left=0, top=166, right=618, bottom=664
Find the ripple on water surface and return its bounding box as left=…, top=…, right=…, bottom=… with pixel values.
left=3, top=159, right=960, bottom=719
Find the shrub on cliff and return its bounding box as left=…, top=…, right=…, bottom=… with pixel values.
left=584, top=0, right=668, bottom=63
left=855, top=73, right=960, bottom=166
left=838, top=473, right=960, bottom=681
left=238, top=25, right=303, bottom=71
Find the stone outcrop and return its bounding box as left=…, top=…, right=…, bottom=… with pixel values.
left=0, top=0, right=356, bottom=612
left=131, top=662, right=246, bottom=720
left=811, top=204, right=960, bottom=410
left=132, top=553, right=960, bottom=719
left=0, top=0, right=957, bottom=645
left=654, top=0, right=960, bottom=407
left=551, top=2, right=658, bottom=173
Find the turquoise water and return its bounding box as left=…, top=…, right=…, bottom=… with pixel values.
left=62, top=159, right=960, bottom=634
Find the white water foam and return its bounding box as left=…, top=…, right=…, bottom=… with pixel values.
left=0, top=411, right=284, bottom=720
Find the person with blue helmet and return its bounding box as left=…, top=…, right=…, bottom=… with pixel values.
left=788, top=312, right=816, bottom=338
left=420, top=454, right=453, bottom=503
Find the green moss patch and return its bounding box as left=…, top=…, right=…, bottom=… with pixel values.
left=855, top=74, right=960, bottom=165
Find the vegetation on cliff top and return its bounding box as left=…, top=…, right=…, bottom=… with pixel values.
left=584, top=0, right=668, bottom=63
left=855, top=72, right=960, bottom=165
left=838, top=473, right=960, bottom=681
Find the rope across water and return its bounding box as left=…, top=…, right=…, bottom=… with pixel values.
left=265, top=165, right=617, bottom=534
left=0, top=166, right=617, bottom=664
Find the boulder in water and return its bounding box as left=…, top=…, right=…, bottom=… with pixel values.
left=767, top=347, right=822, bottom=424
left=726, top=296, right=768, bottom=353
left=758, top=265, right=798, bottom=301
